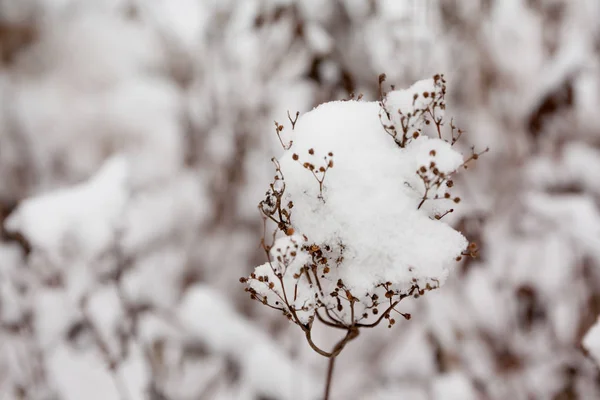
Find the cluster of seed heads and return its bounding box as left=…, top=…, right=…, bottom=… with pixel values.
left=242, top=74, right=486, bottom=366
left=292, top=149, right=334, bottom=200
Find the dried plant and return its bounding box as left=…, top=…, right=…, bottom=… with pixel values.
left=241, top=74, right=486, bottom=399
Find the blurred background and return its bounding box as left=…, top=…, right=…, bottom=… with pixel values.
left=1, top=0, right=600, bottom=399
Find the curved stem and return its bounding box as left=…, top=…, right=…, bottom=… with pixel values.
left=355, top=300, right=400, bottom=328
left=321, top=328, right=359, bottom=399
left=305, top=330, right=334, bottom=357
left=316, top=310, right=346, bottom=330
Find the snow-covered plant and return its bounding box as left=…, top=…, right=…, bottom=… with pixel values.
left=241, top=74, right=487, bottom=399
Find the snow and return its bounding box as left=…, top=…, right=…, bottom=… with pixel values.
left=246, top=78, right=470, bottom=331
left=47, top=343, right=147, bottom=400
left=432, top=372, right=477, bottom=400
left=527, top=142, right=600, bottom=198
left=1, top=0, right=600, bottom=399
left=583, top=317, right=600, bottom=367
left=33, top=288, right=79, bottom=349
left=248, top=235, right=317, bottom=323
left=178, top=285, right=319, bottom=399
left=271, top=98, right=464, bottom=291
left=121, top=172, right=208, bottom=254
left=380, top=323, right=435, bottom=378
left=85, top=286, right=126, bottom=357
left=524, top=193, right=600, bottom=259
left=0, top=244, right=27, bottom=326
left=136, top=0, right=208, bottom=52
left=4, top=156, right=128, bottom=265
left=10, top=9, right=183, bottom=190
left=122, top=247, right=188, bottom=308
left=384, top=78, right=445, bottom=133
left=47, top=345, right=124, bottom=400
left=304, top=23, right=334, bottom=55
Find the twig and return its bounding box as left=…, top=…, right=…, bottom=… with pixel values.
left=324, top=356, right=336, bottom=400
left=287, top=110, right=300, bottom=130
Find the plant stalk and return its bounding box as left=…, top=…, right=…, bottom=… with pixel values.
left=324, top=355, right=336, bottom=400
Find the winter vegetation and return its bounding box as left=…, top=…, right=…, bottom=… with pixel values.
left=0, top=0, right=600, bottom=400
left=242, top=74, right=486, bottom=399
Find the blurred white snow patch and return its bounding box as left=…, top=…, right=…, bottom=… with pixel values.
left=464, top=268, right=508, bottom=333
left=297, top=0, right=335, bottom=23
left=17, top=11, right=164, bottom=84
left=279, top=99, right=466, bottom=293
left=526, top=143, right=600, bottom=196
left=576, top=69, right=600, bottom=132
left=562, top=143, right=600, bottom=196
left=551, top=295, right=581, bottom=345
left=524, top=193, right=600, bottom=256
left=365, top=384, right=428, bottom=400
left=583, top=316, right=600, bottom=367
left=48, top=343, right=147, bottom=400
left=138, top=0, right=208, bottom=51
left=11, top=10, right=183, bottom=185
left=178, top=285, right=319, bottom=399
left=102, top=78, right=184, bottom=185
left=0, top=244, right=26, bottom=325
left=379, top=0, right=413, bottom=18
left=34, top=0, right=134, bottom=15
left=86, top=285, right=126, bottom=356
left=48, top=345, right=120, bottom=400
left=13, top=76, right=183, bottom=187
left=123, top=247, right=188, bottom=309
left=487, top=1, right=545, bottom=113
left=304, top=23, right=333, bottom=55
left=342, top=0, right=372, bottom=19
left=136, top=313, right=183, bottom=346
left=4, top=156, right=128, bottom=263
left=432, top=372, right=477, bottom=400
left=380, top=324, right=435, bottom=378
left=34, top=288, right=79, bottom=348
left=122, top=172, right=208, bottom=254
left=425, top=289, right=468, bottom=348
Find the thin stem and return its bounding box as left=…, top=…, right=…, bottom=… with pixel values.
left=324, top=355, right=336, bottom=400
left=320, top=328, right=359, bottom=399
left=355, top=301, right=400, bottom=328
left=316, top=310, right=346, bottom=329
left=305, top=330, right=333, bottom=357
